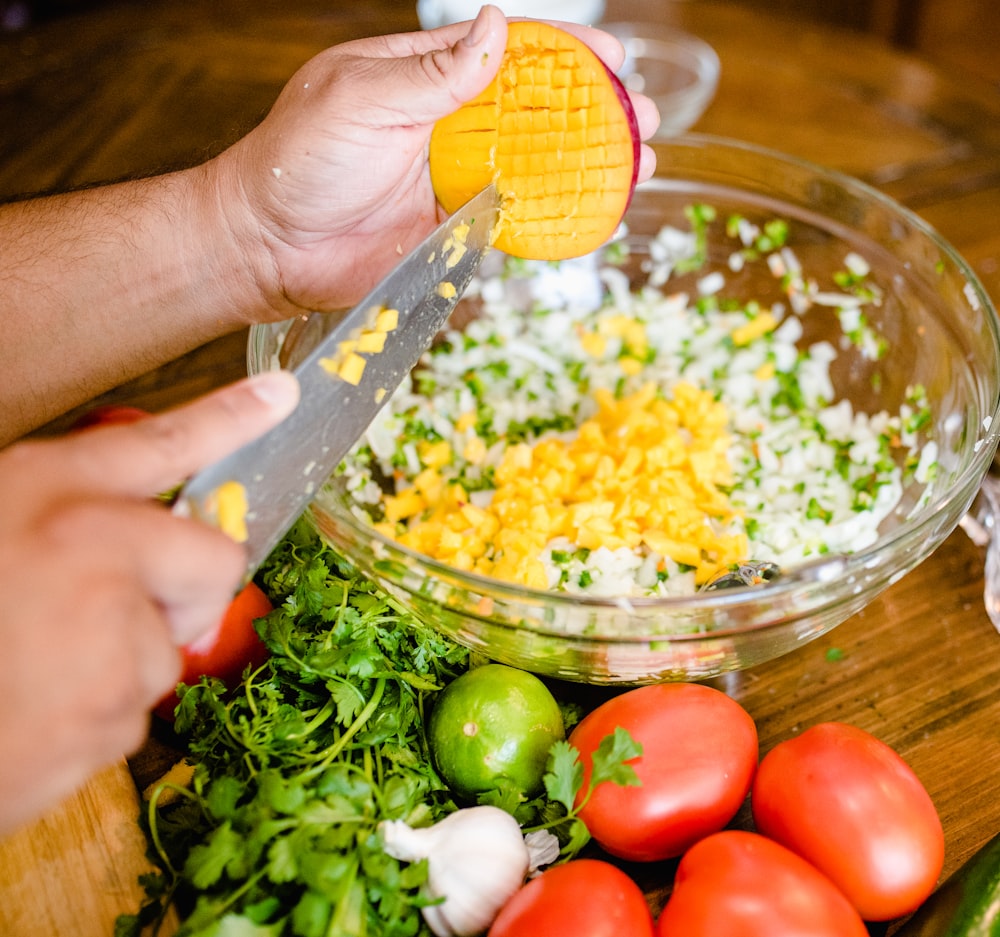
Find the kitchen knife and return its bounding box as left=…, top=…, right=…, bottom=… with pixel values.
left=172, top=185, right=500, bottom=581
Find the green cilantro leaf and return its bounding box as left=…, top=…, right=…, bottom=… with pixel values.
left=590, top=726, right=642, bottom=789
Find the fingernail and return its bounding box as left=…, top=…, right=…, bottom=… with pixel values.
left=247, top=370, right=300, bottom=412
left=462, top=5, right=490, bottom=47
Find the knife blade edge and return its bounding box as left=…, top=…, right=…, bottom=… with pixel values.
left=173, top=184, right=499, bottom=579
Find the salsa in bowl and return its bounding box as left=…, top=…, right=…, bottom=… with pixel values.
left=248, top=135, right=1000, bottom=684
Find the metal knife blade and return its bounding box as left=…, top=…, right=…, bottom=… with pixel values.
left=173, top=185, right=499, bottom=580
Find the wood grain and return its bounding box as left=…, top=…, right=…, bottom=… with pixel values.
left=910, top=0, right=1000, bottom=86
left=1, top=0, right=999, bottom=932
left=0, top=760, right=179, bottom=936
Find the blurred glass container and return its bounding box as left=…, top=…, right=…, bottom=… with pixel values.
left=603, top=22, right=720, bottom=138
left=417, top=0, right=606, bottom=29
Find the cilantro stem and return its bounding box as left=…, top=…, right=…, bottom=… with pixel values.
left=146, top=782, right=202, bottom=876
left=285, top=697, right=337, bottom=741
left=305, top=676, right=387, bottom=777
left=325, top=859, right=361, bottom=937
left=196, top=866, right=271, bottom=926
left=239, top=662, right=267, bottom=719
left=363, top=746, right=374, bottom=787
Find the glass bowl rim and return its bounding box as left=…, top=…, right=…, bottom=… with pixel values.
left=252, top=133, right=1000, bottom=621
left=602, top=21, right=722, bottom=82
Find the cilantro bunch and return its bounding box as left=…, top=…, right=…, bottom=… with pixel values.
left=120, top=522, right=469, bottom=937
left=119, top=522, right=636, bottom=937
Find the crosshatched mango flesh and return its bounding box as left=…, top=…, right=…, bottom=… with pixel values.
left=429, top=21, right=638, bottom=261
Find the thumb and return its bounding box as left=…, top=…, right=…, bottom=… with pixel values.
left=438, top=5, right=509, bottom=103
left=404, top=5, right=509, bottom=123
left=58, top=371, right=301, bottom=499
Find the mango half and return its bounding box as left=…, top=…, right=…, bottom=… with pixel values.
left=429, top=20, right=640, bottom=261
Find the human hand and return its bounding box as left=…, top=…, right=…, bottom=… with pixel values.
left=210, top=5, right=659, bottom=316
left=0, top=370, right=298, bottom=834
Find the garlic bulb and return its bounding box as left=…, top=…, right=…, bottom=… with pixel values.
left=380, top=805, right=558, bottom=937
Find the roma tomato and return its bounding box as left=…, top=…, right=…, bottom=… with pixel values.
left=568, top=683, right=758, bottom=861
left=488, top=858, right=654, bottom=937
left=751, top=721, right=945, bottom=921
left=71, top=404, right=151, bottom=429
left=153, top=581, right=272, bottom=721
left=657, top=830, right=868, bottom=936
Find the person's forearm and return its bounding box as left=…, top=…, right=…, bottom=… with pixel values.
left=0, top=163, right=277, bottom=444
left=0, top=8, right=638, bottom=446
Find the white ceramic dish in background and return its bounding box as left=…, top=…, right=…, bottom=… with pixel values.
left=416, top=0, right=606, bottom=29
left=603, top=22, right=720, bottom=138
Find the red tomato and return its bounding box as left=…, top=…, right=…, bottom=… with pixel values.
left=71, top=404, right=152, bottom=429
left=488, top=858, right=654, bottom=937
left=153, top=581, right=272, bottom=721
left=656, top=830, right=869, bottom=936
left=568, top=683, right=758, bottom=862
left=751, top=721, right=945, bottom=921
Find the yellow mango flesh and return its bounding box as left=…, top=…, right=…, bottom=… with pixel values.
left=212, top=480, right=249, bottom=543
left=429, top=21, right=637, bottom=261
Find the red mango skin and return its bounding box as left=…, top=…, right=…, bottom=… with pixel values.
left=600, top=59, right=641, bottom=203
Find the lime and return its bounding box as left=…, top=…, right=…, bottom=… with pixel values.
left=428, top=663, right=565, bottom=802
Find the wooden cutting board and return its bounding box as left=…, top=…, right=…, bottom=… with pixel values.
left=0, top=760, right=179, bottom=936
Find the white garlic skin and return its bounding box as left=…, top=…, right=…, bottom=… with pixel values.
left=380, top=805, right=531, bottom=937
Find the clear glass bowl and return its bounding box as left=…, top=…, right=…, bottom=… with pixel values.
left=603, top=22, right=720, bottom=138
left=248, top=135, right=1000, bottom=685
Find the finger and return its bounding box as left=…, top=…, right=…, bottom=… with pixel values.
left=374, top=8, right=624, bottom=83
left=544, top=21, right=627, bottom=71
left=58, top=370, right=300, bottom=499
left=81, top=572, right=184, bottom=712
left=139, top=517, right=247, bottom=647
left=374, top=6, right=617, bottom=66
left=637, top=143, right=658, bottom=185
left=108, top=500, right=247, bottom=645
left=39, top=490, right=248, bottom=645
left=349, top=9, right=632, bottom=133
left=365, top=4, right=507, bottom=57
left=630, top=90, right=661, bottom=143
left=132, top=606, right=185, bottom=713
left=324, top=6, right=508, bottom=125
left=455, top=13, right=627, bottom=80
left=415, top=6, right=511, bottom=117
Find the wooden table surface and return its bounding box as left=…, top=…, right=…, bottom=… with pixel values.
left=2, top=0, right=1000, bottom=933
